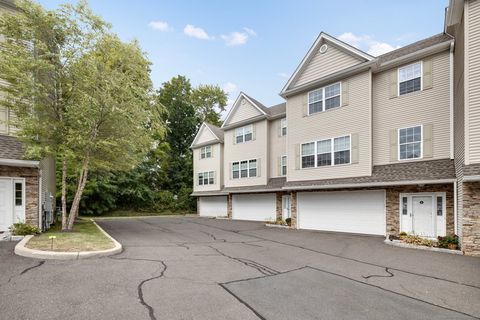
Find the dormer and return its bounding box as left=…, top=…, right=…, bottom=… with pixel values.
left=190, top=122, right=224, bottom=149
left=280, top=32, right=374, bottom=97
left=221, top=92, right=270, bottom=129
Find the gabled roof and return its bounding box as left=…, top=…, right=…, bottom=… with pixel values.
left=221, top=92, right=269, bottom=128
left=280, top=32, right=374, bottom=95
left=190, top=122, right=223, bottom=148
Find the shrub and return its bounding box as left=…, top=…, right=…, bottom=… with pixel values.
left=399, top=231, right=407, bottom=237
left=285, top=218, right=291, bottom=226
left=10, top=223, right=40, bottom=236
left=402, top=235, right=434, bottom=247
left=437, top=235, right=459, bottom=249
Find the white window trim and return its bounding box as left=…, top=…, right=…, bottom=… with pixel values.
left=281, top=118, right=287, bottom=136
left=198, top=171, right=215, bottom=185
left=398, top=125, right=423, bottom=161
left=232, top=159, right=258, bottom=179
left=235, top=124, right=253, bottom=144
left=281, top=155, right=287, bottom=176
left=301, top=134, right=351, bottom=169
left=200, top=146, right=212, bottom=159
left=397, top=61, right=423, bottom=96
left=307, top=82, right=342, bottom=116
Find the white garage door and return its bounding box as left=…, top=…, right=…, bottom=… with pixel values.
left=232, top=193, right=276, bottom=221
left=298, top=190, right=386, bottom=235
left=198, top=196, right=227, bottom=217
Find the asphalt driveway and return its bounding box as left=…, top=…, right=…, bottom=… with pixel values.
left=1, top=217, right=479, bottom=320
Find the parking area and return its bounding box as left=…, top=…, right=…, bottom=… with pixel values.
left=1, top=216, right=479, bottom=320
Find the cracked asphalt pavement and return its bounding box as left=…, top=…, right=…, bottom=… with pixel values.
left=1, top=216, right=480, bottom=320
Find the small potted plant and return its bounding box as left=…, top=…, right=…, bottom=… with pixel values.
left=437, top=235, right=459, bottom=250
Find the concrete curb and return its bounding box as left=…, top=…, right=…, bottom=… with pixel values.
left=14, top=220, right=122, bottom=260
left=384, top=239, right=463, bottom=255
left=265, top=224, right=292, bottom=229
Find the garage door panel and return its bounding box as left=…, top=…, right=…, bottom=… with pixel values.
left=199, top=196, right=227, bottom=217
left=232, top=194, right=276, bottom=221
left=298, top=191, right=385, bottom=236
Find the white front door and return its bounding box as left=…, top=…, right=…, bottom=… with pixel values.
left=412, top=196, right=434, bottom=237
left=13, top=180, right=25, bottom=224
left=282, top=195, right=291, bottom=220
left=0, top=179, right=13, bottom=232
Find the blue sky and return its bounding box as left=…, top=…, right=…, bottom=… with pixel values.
left=38, top=0, right=449, bottom=113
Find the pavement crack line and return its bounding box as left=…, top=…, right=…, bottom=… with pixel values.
left=218, top=283, right=267, bottom=320
left=184, top=218, right=480, bottom=291
left=201, top=231, right=227, bottom=242
left=209, top=246, right=279, bottom=276
left=307, top=265, right=480, bottom=320
left=362, top=267, right=394, bottom=280
left=1, top=260, right=46, bottom=287
left=108, top=256, right=167, bottom=320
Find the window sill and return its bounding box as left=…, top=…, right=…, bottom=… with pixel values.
left=306, top=105, right=345, bottom=118
left=300, top=162, right=354, bottom=170
left=396, top=89, right=425, bottom=99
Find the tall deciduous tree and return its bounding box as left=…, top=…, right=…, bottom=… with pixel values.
left=0, top=0, right=156, bottom=230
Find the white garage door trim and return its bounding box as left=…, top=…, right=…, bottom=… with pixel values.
left=298, top=190, right=386, bottom=236
left=198, top=196, right=227, bottom=217
left=232, top=193, right=276, bottom=221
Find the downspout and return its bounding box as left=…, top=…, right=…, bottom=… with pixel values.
left=454, top=180, right=458, bottom=235
left=38, top=168, right=43, bottom=230
left=449, top=41, right=455, bottom=159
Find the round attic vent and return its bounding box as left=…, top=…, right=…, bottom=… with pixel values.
left=319, top=44, right=328, bottom=54
left=241, top=99, right=246, bottom=105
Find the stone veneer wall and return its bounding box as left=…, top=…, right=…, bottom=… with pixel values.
left=227, top=194, right=233, bottom=218
left=463, top=182, right=480, bottom=256
left=290, top=191, right=297, bottom=228
left=0, top=165, right=39, bottom=228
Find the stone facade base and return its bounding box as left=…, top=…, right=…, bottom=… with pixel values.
left=463, top=182, right=480, bottom=256
left=0, top=165, right=39, bottom=228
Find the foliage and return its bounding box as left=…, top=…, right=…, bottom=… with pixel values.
left=10, top=223, right=40, bottom=236
left=285, top=218, right=292, bottom=226
left=401, top=235, right=435, bottom=247
left=399, top=231, right=407, bottom=237
left=437, top=235, right=459, bottom=249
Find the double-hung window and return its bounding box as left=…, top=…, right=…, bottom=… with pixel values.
left=301, top=142, right=315, bottom=168
left=308, top=82, right=341, bottom=115
left=280, top=118, right=287, bottom=136
left=198, top=171, right=215, bottom=185
left=398, top=62, right=422, bottom=95
left=399, top=126, right=422, bottom=160
left=232, top=159, right=258, bottom=179
left=235, top=125, right=253, bottom=144
left=301, top=135, right=351, bottom=168
left=281, top=156, right=287, bottom=176
left=200, top=146, right=212, bottom=159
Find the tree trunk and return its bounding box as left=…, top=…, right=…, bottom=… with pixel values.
left=61, top=155, right=68, bottom=230
left=66, top=158, right=90, bottom=230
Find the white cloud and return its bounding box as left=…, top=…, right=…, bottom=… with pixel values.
left=338, top=32, right=400, bottom=56
left=277, top=72, right=289, bottom=78
left=184, top=24, right=211, bottom=40
left=149, top=21, right=171, bottom=32
left=221, top=27, right=256, bottom=46
left=223, top=82, right=237, bottom=94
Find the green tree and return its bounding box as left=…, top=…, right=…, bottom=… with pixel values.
left=191, top=84, right=227, bottom=126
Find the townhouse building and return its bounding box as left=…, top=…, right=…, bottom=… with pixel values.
left=191, top=0, right=480, bottom=256
left=0, top=0, right=56, bottom=234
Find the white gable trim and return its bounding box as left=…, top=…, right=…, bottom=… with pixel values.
left=221, top=92, right=267, bottom=128
left=190, top=123, right=220, bottom=148
left=280, top=32, right=374, bottom=95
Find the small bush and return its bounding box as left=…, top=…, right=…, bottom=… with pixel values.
left=437, top=235, right=459, bottom=249
left=399, top=231, right=407, bottom=237
left=10, top=223, right=40, bottom=236
left=402, top=235, right=434, bottom=247
left=285, top=218, right=291, bottom=226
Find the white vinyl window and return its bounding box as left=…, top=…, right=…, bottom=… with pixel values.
left=399, top=125, right=422, bottom=160
left=235, top=125, right=253, bottom=144
left=200, top=146, right=212, bottom=159
left=308, top=82, right=341, bottom=115
left=398, top=62, right=422, bottom=95
left=281, top=118, right=287, bottom=136
left=301, top=135, right=351, bottom=169
left=232, top=159, right=257, bottom=179
left=281, top=155, right=287, bottom=176
left=198, top=171, right=215, bottom=185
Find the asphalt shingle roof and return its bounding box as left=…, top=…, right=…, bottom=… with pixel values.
left=0, top=135, right=25, bottom=160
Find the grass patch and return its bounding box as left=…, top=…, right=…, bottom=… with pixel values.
left=96, top=209, right=196, bottom=217
left=26, top=219, right=114, bottom=252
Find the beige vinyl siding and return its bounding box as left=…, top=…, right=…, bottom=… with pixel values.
left=293, top=42, right=362, bottom=88
left=466, top=0, right=480, bottom=164
left=373, top=51, right=451, bottom=165
left=287, top=70, right=372, bottom=182
left=224, top=119, right=268, bottom=187
left=193, top=143, right=223, bottom=192
left=269, top=118, right=287, bottom=178
left=226, top=97, right=263, bottom=126
left=39, top=157, right=56, bottom=209
left=194, top=125, right=217, bottom=145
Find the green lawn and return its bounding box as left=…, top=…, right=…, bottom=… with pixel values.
left=96, top=209, right=196, bottom=217
left=26, top=219, right=114, bottom=252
